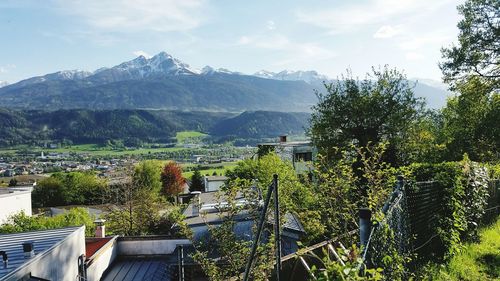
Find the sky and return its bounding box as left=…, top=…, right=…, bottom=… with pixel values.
left=0, top=0, right=463, bottom=84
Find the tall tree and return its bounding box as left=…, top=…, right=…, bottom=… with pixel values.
left=190, top=168, right=204, bottom=192
left=161, top=161, right=186, bottom=196
left=132, top=160, right=163, bottom=192
left=442, top=77, right=499, bottom=161
left=440, top=0, right=499, bottom=88
left=309, top=66, right=423, bottom=165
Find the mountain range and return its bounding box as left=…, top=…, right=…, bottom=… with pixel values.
left=0, top=52, right=450, bottom=111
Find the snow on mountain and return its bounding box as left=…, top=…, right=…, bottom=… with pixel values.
left=254, top=70, right=276, bottom=79
left=201, top=65, right=241, bottom=75
left=254, top=70, right=330, bottom=84
left=11, top=70, right=92, bottom=88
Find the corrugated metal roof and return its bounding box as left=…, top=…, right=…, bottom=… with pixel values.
left=0, top=226, right=82, bottom=280
left=101, top=257, right=178, bottom=281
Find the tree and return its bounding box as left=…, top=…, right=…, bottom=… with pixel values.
left=132, top=160, right=163, bottom=192
left=105, top=181, right=165, bottom=236
left=190, top=168, right=204, bottom=192
left=8, top=178, right=17, bottom=187
left=309, top=66, right=423, bottom=165
left=32, top=172, right=107, bottom=207
left=0, top=208, right=95, bottom=236
left=440, top=0, right=499, bottom=87
left=191, top=179, right=276, bottom=281
left=441, top=76, right=499, bottom=161
left=32, top=177, right=65, bottom=207
left=161, top=161, right=186, bottom=196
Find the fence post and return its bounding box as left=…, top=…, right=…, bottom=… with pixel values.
left=359, top=208, right=372, bottom=250
left=273, top=174, right=282, bottom=281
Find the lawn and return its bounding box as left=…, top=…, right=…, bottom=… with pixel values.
left=0, top=144, right=187, bottom=157
left=182, top=162, right=238, bottom=178
left=425, top=217, right=500, bottom=280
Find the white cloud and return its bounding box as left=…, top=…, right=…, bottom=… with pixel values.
left=0, top=64, right=16, bottom=73
left=266, top=20, right=276, bottom=30
left=373, top=25, right=402, bottom=38
left=398, top=32, right=452, bottom=50
left=133, top=50, right=151, bottom=58
left=296, top=0, right=454, bottom=34
left=56, top=0, right=207, bottom=32
left=235, top=34, right=336, bottom=66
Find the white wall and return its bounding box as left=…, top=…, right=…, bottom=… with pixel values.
left=205, top=180, right=225, bottom=192
left=86, top=237, right=119, bottom=281
left=0, top=190, right=32, bottom=223
left=117, top=238, right=191, bottom=256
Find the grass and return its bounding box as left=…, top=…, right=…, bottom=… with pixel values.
left=424, top=217, right=500, bottom=280
left=175, top=131, right=207, bottom=144
left=182, top=162, right=238, bottom=178
left=0, top=144, right=187, bottom=156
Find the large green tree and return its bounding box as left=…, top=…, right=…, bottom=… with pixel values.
left=309, top=66, right=423, bottom=165
left=440, top=0, right=499, bottom=88
left=442, top=77, right=499, bottom=161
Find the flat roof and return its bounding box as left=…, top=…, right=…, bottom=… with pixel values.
left=101, top=257, right=178, bottom=281
left=0, top=226, right=83, bottom=279
left=182, top=191, right=304, bottom=233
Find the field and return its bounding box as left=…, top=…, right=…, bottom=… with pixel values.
left=175, top=131, right=208, bottom=144
left=181, top=162, right=238, bottom=178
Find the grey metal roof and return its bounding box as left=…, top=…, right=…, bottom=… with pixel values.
left=0, top=226, right=82, bottom=280
left=100, top=257, right=178, bottom=281
left=182, top=191, right=305, bottom=233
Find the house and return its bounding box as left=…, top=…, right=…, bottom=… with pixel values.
left=0, top=224, right=191, bottom=281
left=257, top=135, right=315, bottom=174
left=0, top=226, right=86, bottom=281
left=203, top=176, right=227, bottom=192
left=182, top=191, right=305, bottom=256
left=0, top=187, right=32, bottom=224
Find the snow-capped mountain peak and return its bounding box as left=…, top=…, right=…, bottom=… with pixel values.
left=254, top=69, right=330, bottom=84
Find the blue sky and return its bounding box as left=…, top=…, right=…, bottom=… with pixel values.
left=0, top=0, right=462, bottom=84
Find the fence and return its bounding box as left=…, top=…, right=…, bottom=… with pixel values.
left=363, top=177, right=500, bottom=266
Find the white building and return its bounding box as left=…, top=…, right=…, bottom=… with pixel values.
left=0, top=187, right=32, bottom=223
left=203, top=176, right=227, bottom=192
left=0, top=226, right=86, bottom=281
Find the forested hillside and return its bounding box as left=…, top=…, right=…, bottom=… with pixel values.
left=0, top=109, right=309, bottom=146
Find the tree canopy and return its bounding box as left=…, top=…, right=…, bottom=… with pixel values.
left=309, top=66, right=423, bottom=165
left=440, top=0, right=499, bottom=87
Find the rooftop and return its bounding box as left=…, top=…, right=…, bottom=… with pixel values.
left=204, top=176, right=228, bottom=181
left=0, top=226, right=83, bottom=280
left=101, top=257, right=178, bottom=281
left=183, top=191, right=304, bottom=233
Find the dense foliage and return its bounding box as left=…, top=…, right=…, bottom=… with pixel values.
left=0, top=208, right=95, bottom=236
left=0, top=108, right=312, bottom=147
left=32, top=171, right=107, bottom=207
left=440, top=0, right=499, bottom=87
left=161, top=161, right=186, bottom=196
left=209, top=111, right=309, bottom=139
left=309, top=67, right=424, bottom=166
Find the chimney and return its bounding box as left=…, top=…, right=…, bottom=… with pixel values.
left=191, top=191, right=202, bottom=217
left=22, top=242, right=34, bottom=258
left=94, top=219, right=106, bottom=238
left=279, top=135, right=287, bottom=143
left=0, top=251, right=7, bottom=269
